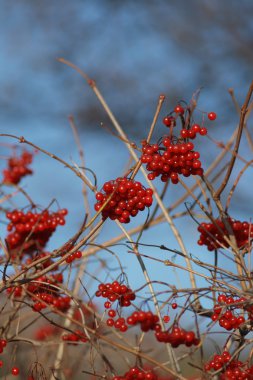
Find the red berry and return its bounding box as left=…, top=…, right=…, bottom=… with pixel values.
left=199, top=127, right=207, bottom=135
left=174, top=105, right=184, bottom=114
left=163, top=315, right=170, bottom=323
left=11, top=367, right=20, bottom=376
left=208, top=112, right=217, bottom=121
left=172, top=303, right=178, bottom=309
left=108, top=309, right=116, bottom=318
left=163, top=116, right=176, bottom=127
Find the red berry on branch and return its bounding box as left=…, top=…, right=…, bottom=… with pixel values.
left=11, top=367, right=20, bottom=376
left=174, top=105, right=185, bottom=114
left=163, top=116, right=176, bottom=127
left=208, top=112, right=217, bottom=120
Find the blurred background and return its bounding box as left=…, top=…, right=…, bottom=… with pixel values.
left=0, top=0, right=253, bottom=350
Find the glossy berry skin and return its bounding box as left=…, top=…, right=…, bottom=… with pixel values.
left=141, top=138, right=204, bottom=184
left=211, top=293, right=247, bottom=330
left=208, top=112, right=217, bottom=120
left=155, top=325, right=199, bottom=347
left=5, top=208, right=68, bottom=255
left=204, top=351, right=253, bottom=378
left=11, top=367, right=20, bottom=376
left=95, top=281, right=136, bottom=307
left=94, top=178, right=153, bottom=223
left=174, top=105, right=184, bottom=114
left=163, top=115, right=176, bottom=127
left=126, top=310, right=161, bottom=332
left=197, top=218, right=253, bottom=251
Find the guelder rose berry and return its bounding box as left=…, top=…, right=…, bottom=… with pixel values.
left=197, top=218, right=253, bottom=251
left=3, top=150, right=33, bottom=185
left=208, top=111, right=217, bottom=120
left=94, top=177, right=153, bottom=223
left=141, top=138, right=203, bottom=184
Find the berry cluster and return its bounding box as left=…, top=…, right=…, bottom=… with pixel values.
left=155, top=325, right=199, bottom=348
left=62, top=330, right=88, bottom=344
left=65, top=250, right=82, bottom=264
left=204, top=351, right=253, bottom=379
left=26, top=274, right=71, bottom=312
left=2, top=150, right=33, bottom=185
left=6, top=271, right=70, bottom=313
left=180, top=124, right=207, bottom=139
left=141, top=138, right=203, bottom=184
left=112, top=367, right=158, bottom=380
left=211, top=294, right=246, bottom=330
left=94, top=177, right=153, bottom=223
left=34, top=324, right=59, bottom=341
left=95, top=281, right=136, bottom=307
left=6, top=208, right=68, bottom=255
left=197, top=219, right=253, bottom=251
left=32, top=295, right=71, bottom=312
left=107, top=316, right=128, bottom=332
left=126, top=311, right=161, bottom=332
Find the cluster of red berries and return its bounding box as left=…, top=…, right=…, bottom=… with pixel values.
left=6, top=286, right=23, bottom=297
left=62, top=330, right=88, bottom=344
left=94, top=177, right=153, bottom=223
left=163, top=105, right=216, bottom=127
left=107, top=315, right=128, bottom=332
left=197, top=218, right=253, bottom=251
left=65, top=250, right=82, bottom=264
left=155, top=325, right=199, bottom=348
left=112, top=367, right=158, bottom=380
left=95, top=281, right=136, bottom=307
left=204, top=351, right=253, bottom=379
left=25, top=274, right=71, bottom=312
left=126, top=311, right=161, bottom=332
left=32, top=295, right=71, bottom=313
left=34, top=324, right=59, bottom=341
left=6, top=271, right=70, bottom=313
left=2, top=150, right=33, bottom=185
left=5, top=208, right=68, bottom=254
left=211, top=294, right=246, bottom=330
left=141, top=138, right=203, bottom=184
left=180, top=125, right=207, bottom=139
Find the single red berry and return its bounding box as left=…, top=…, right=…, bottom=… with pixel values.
left=74, top=251, right=82, bottom=259
left=174, top=105, right=184, bottom=114
left=172, top=303, right=178, bottom=309
left=108, top=309, right=116, bottom=318
left=0, top=360, right=3, bottom=368
left=199, top=127, right=207, bottom=136
left=163, top=116, right=176, bottom=127
left=106, top=318, right=114, bottom=327
left=11, top=367, right=20, bottom=376
left=163, top=315, right=170, bottom=323
left=208, top=112, right=217, bottom=121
